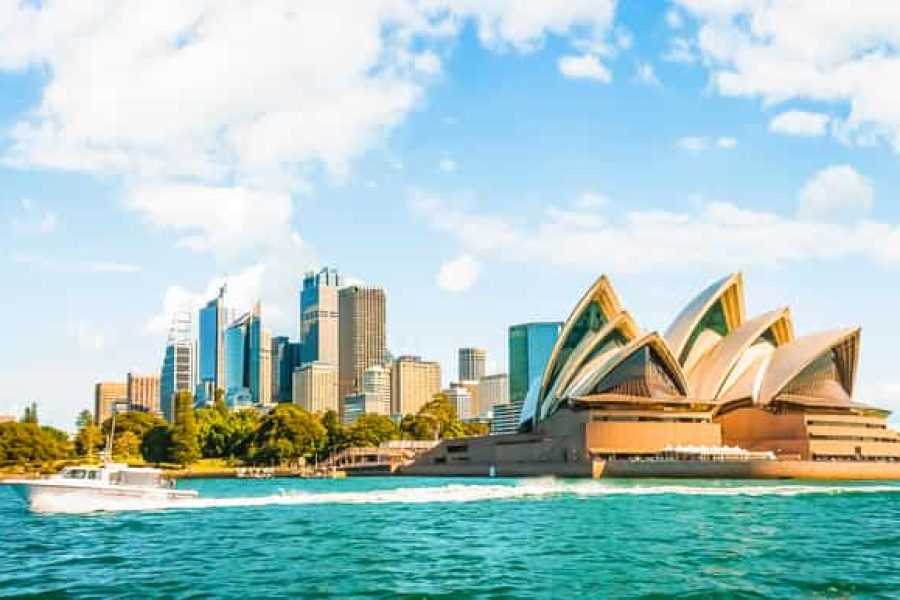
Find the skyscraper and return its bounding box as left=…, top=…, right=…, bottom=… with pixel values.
left=224, top=303, right=270, bottom=407
left=338, top=285, right=386, bottom=401
left=479, top=373, right=510, bottom=411
left=299, top=268, right=341, bottom=366
left=293, top=362, right=338, bottom=413
left=444, top=384, right=472, bottom=420
left=271, top=336, right=301, bottom=403
left=127, top=373, right=161, bottom=415
left=199, top=285, right=228, bottom=399
left=458, top=347, right=486, bottom=382
left=94, top=381, right=127, bottom=424
left=391, top=355, right=441, bottom=416
left=508, top=322, right=563, bottom=405
left=160, top=311, right=195, bottom=422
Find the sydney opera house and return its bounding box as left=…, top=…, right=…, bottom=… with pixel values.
left=407, top=273, right=900, bottom=479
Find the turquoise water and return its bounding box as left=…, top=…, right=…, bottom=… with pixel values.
left=2, top=477, right=900, bottom=599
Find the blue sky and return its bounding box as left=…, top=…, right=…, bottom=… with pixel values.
left=3, top=1, right=900, bottom=429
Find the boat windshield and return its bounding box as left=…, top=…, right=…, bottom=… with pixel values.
left=62, top=469, right=100, bottom=480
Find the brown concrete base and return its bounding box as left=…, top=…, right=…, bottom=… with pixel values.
left=401, top=459, right=900, bottom=480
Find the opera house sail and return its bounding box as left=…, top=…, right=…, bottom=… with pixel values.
left=407, top=273, right=900, bottom=480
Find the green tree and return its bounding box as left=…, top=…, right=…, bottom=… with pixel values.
left=0, top=422, right=71, bottom=464
left=401, top=396, right=464, bottom=440
left=346, top=414, right=399, bottom=447
left=141, top=426, right=172, bottom=464
left=75, top=409, right=94, bottom=429
left=170, top=391, right=200, bottom=466
left=102, top=411, right=166, bottom=442
left=113, top=430, right=141, bottom=460
left=250, top=404, right=325, bottom=465
left=321, top=409, right=346, bottom=456
left=75, top=423, right=103, bottom=457
left=20, top=402, right=38, bottom=424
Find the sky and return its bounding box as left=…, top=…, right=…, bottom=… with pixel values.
left=3, top=0, right=900, bottom=430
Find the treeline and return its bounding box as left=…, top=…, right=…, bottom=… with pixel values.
left=72, top=392, right=489, bottom=467
left=0, top=403, right=72, bottom=465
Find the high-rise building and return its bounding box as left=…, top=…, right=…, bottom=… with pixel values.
left=458, top=347, right=486, bottom=382
left=271, top=337, right=301, bottom=403
left=479, top=374, right=510, bottom=412
left=292, top=361, right=338, bottom=413
left=126, top=373, right=160, bottom=415
left=199, top=285, right=228, bottom=395
left=391, top=355, right=441, bottom=416
left=224, top=303, right=270, bottom=407
left=342, top=392, right=391, bottom=426
left=338, top=286, right=386, bottom=401
left=299, top=268, right=341, bottom=366
left=362, top=364, right=391, bottom=408
left=160, top=311, right=195, bottom=422
left=508, top=322, right=563, bottom=405
left=94, top=381, right=127, bottom=424
left=444, top=384, right=472, bottom=420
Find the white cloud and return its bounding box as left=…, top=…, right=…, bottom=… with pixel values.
left=412, top=190, right=900, bottom=276
left=438, top=158, right=458, bottom=173
left=717, top=136, right=737, bottom=149
left=677, top=136, right=737, bottom=152
left=769, top=110, right=831, bottom=137
left=575, top=192, right=610, bottom=210
left=666, top=9, right=684, bottom=30
left=663, top=37, right=696, bottom=64
left=11, top=199, right=57, bottom=235
left=633, top=62, right=661, bottom=87
left=674, top=1, right=900, bottom=151
left=558, top=54, right=612, bottom=83
left=798, top=165, right=873, bottom=220
left=436, top=254, right=481, bottom=292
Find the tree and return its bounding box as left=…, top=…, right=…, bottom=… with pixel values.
left=401, top=396, right=464, bottom=441
left=102, top=411, right=166, bottom=442
left=170, top=391, right=200, bottom=466
left=346, top=414, right=399, bottom=448
left=321, top=410, right=347, bottom=456
left=75, top=423, right=103, bottom=457
left=0, top=421, right=71, bottom=464
left=76, top=409, right=94, bottom=429
left=20, top=402, right=38, bottom=424
left=141, top=426, right=172, bottom=464
left=113, top=431, right=141, bottom=460
left=462, top=421, right=490, bottom=437
left=250, top=404, right=325, bottom=465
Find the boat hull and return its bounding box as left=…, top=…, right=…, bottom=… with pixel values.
left=4, top=480, right=198, bottom=513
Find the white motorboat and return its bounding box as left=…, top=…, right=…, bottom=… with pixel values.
left=4, top=462, right=198, bottom=512
left=2, top=414, right=198, bottom=513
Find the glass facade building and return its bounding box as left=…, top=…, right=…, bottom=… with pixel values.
left=199, top=287, right=227, bottom=394
left=223, top=304, right=268, bottom=408
left=271, top=336, right=301, bottom=403
left=508, top=322, right=563, bottom=405
left=299, top=268, right=341, bottom=366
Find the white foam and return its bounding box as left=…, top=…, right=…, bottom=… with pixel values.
left=24, top=478, right=900, bottom=514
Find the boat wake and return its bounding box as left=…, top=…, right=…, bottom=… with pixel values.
left=22, top=478, right=900, bottom=514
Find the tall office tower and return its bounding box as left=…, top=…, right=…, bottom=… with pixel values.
left=508, top=322, right=563, bottom=404
left=444, top=384, right=472, bottom=420
left=126, top=373, right=161, bottom=415
left=479, top=373, right=510, bottom=411
left=338, top=286, right=386, bottom=401
left=458, top=347, right=486, bottom=382
left=271, top=336, right=301, bottom=403
left=362, top=364, right=391, bottom=408
left=391, top=355, right=441, bottom=416
left=199, top=285, right=228, bottom=397
left=258, top=328, right=272, bottom=406
left=94, top=381, right=127, bottom=424
left=292, top=362, right=338, bottom=413
left=224, top=303, right=269, bottom=407
left=299, top=268, right=341, bottom=366
left=160, top=311, right=195, bottom=422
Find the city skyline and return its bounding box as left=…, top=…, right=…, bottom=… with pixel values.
left=5, top=2, right=900, bottom=429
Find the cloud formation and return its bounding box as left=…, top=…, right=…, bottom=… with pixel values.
left=769, top=110, right=831, bottom=137
left=799, top=165, right=873, bottom=220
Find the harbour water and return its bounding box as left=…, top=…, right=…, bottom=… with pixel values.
left=2, top=477, right=900, bottom=598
